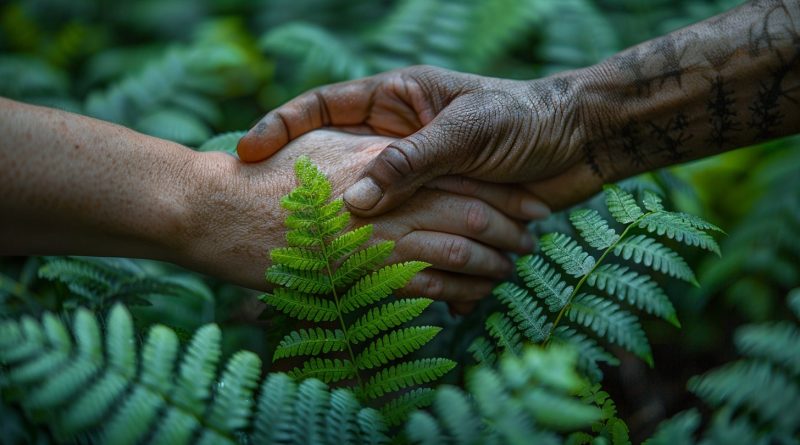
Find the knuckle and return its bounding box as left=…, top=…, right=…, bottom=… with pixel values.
left=465, top=200, right=490, bottom=234
left=443, top=237, right=471, bottom=269
left=457, top=177, right=480, bottom=195
left=379, top=142, right=418, bottom=178
left=419, top=274, right=444, bottom=299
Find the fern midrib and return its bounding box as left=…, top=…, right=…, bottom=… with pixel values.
left=545, top=211, right=654, bottom=345
left=318, top=229, right=364, bottom=393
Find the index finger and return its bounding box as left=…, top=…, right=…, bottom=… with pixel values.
left=237, top=78, right=377, bottom=162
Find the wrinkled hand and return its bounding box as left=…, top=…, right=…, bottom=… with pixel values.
left=190, top=129, right=548, bottom=313
left=237, top=65, right=601, bottom=215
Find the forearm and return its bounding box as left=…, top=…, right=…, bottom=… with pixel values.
left=573, top=0, right=800, bottom=180
left=0, top=97, right=200, bottom=261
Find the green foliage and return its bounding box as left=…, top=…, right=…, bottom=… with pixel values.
left=263, top=156, right=454, bottom=422
left=472, top=185, right=720, bottom=381
left=36, top=256, right=212, bottom=310
left=0, top=304, right=389, bottom=444
left=645, top=290, right=800, bottom=445
left=406, top=345, right=603, bottom=445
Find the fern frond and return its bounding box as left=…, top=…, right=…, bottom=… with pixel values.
left=203, top=351, right=261, bottom=435
left=552, top=326, right=619, bottom=383
left=567, top=294, right=653, bottom=365
left=356, top=326, right=441, bottom=369
left=641, top=190, right=664, bottom=212
left=485, top=312, right=524, bottom=357
left=734, top=322, right=800, bottom=376
left=197, top=131, right=246, bottom=154
left=493, top=282, right=552, bottom=342
left=540, top=233, right=596, bottom=277
left=289, top=358, right=355, bottom=383
left=380, top=387, right=436, bottom=427
left=516, top=256, right=573, bottom=313
left=570, top=209, right=620, bottom=250
left=333, top=241, right=394, bottom=288
left=263, top=288, right=339, bottom=322
left=613, top=235, right=697, bottom=284
left=644, top=410, right=700, bottom=445
left=265, top=155, right=450, bottom=413
left=270, top=247, right=327, bottom=271
left=340, top=261, right=428, bottom=313
left=363, top=358, right=456, bottom=399
left=604, top=184, right=644, bottom=224
left=467, top=336, right=498, bottom=366
left=587, top=264, right=679, bottom=326
left=266, top=265, right=332, bottom=294
left=274, top=328, right=347, bottom=359
left=348, top=298, right=433, bottom=343
left=638, top=212, right=721, bottom=255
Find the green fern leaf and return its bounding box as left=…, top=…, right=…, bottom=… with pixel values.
left=363, top=358, right=456, bottom=399
left=333, top=241, right=394, bottom=288
left=493, top=282, right=552, bottom=342
left=570, top=209, right=620, bottom=249
left=289, top=358, right=355, bottom=383
left=485, top=312, right=523, bottom=356
left=613, top=234, right=697, bottom=284
left=204, top=351, right=261, bottom=435
left=328, top=225, right=374, bottom=261
left=540, top=233, right=596, bottom=277
left=340, top=261, right=428, bottom=313
left=266, top=265, right=333, bottom=294
left=356, top=326, right=441, bottom=369
left=674, top=211, right=724, bottom=233
left=552, top=326, right=619, bottom=383
left=326, top=389, right=360, bottom=444
left=643, top=410, right=700, bottom=445
left=263, top=288, right=339, bottom=322
left=604, top=184, right=644, bottom=224
left=638, top=212, right=721, bottom=255
left=735, top=322, right=800, bottom=376
left=567, top=294, right=653, bottom=365
left=587, top=264, right=679, bottom=326
left=348, top=298, right=433, bottom=343
left=433, top=386, right=481, bottom=445
left=253, top=373, right=297, bottom=444
left=170, top=324, right=221, bottom=415
left=270, top=247, right=327, bottom=271
left=380, top=387, right=436, bottom=427
left=516, top=256, right=573, bottom=312
left=642, top=190, right=664, bottom=212
left=274, top=328, right=347, bottom=360
left=467, top=337, right=497, bottom=366
left=406, top=411, right=444, bottom=445
left=197, top=131, right=246, bottom=154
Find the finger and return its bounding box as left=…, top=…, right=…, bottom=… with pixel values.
left=425, top=176, right=551, bottom=220
left=237, top=79, right=376, bottom=162
left=397, top=269, right=494, bottom=302
left=405, top=191, right=534, bottom=254
left=343, top=96, right=483, bottom=217
left=393, top=231, right=513, bottom=279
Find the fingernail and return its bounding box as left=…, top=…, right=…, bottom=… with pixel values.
left=344, top=177, right=383, bottom=210
left=520, top=233, right=534, bottom=251
left=521, top=199, right=551, bottom=219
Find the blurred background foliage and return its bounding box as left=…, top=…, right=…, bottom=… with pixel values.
left=1, top=0, right=798, bottom=441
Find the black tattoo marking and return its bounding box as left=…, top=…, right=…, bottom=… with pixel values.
left=648, top=113, right=693, bottom=162
left=614, top=49, right=653, bottom=96
left=582, top=142, right=603, bottom=177
left=653, top=38, right=689, bottom=88
left=748, top=0, right=791, bottom=56
left=748, top=38, right=800, bottom=139
left=707, top=75, right=742, bottom=149
left=619, top=120, right=646, bottom=167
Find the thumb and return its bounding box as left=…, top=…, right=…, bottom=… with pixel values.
left=343, top=125, right=453, bottom=217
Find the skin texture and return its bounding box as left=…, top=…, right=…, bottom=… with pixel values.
left=239, top=0, right=800, bottom=214
left=0, top=98, right=547, bottom=313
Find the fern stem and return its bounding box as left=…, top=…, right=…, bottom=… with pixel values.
left=545, top=212, right=653, bottom=345
left=319, top=238, right=364, bottom=393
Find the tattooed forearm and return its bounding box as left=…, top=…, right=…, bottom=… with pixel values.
left=574, top=0, right=800, bottom=179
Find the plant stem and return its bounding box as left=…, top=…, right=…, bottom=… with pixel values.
left=544, top=212, right=652, bottom=345
left=319, top=236, right=364, bottom=393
